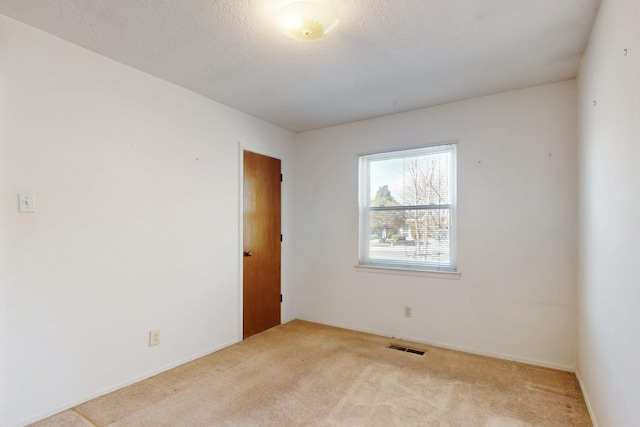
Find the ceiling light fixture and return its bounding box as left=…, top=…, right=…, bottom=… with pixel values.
left=276, top=1, right=339, bottom=41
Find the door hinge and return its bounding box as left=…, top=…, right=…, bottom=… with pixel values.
left=280, top=234, right=283, bottom=242
left=280, top=173, right=283, bottom=182
left=280, top=294, right=283, bottom=302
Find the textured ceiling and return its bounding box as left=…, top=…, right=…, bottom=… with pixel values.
left=0, top=0, right=601, bottom=132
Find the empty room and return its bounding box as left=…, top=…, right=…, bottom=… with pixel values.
left=1, top=0, right=638, bottom=426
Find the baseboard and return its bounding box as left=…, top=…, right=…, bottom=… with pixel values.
left=296, top=317, right=576, bottom=372
left=575, top=370, right=598, bottom=427
left=17, top=338, right=240, bottom=427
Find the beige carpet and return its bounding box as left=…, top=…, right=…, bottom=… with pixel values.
left=30, top=320, right=592, bottom=426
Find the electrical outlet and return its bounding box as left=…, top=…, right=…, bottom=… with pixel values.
left=149, top=329, right=160, bottom=346
left=404, top=306, right=412, bottom=318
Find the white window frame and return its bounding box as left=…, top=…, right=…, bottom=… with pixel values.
left=358, top=142, right=457, bottom=272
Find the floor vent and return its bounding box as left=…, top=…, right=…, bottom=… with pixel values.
left=387, top=344, right=425, bottom=355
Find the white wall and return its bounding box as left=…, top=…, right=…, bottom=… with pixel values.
left=294, top=81, right=578, bottom=370
left=0, top=15, right=295, bottom=427
left=577, top=0, right=640, bottom=425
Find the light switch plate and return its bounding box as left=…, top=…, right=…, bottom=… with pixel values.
left=19, top=193, right=36, bottom=213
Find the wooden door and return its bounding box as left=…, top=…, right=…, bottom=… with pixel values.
left=243, top=150, right=281, bottom=339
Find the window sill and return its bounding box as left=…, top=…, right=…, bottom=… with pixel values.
left=354, top=264, right=461, bottom=280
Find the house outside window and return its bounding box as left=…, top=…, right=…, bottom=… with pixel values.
left=358, top=142, right=457, bottom=272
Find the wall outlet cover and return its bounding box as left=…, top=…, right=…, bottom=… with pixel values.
left=149, top=329, right=160, bottom=346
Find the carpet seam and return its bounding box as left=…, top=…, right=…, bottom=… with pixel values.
left=71, top=408, right=99, bottom=427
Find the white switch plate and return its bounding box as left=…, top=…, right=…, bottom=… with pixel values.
left=404, top=306, right=412, bottom=318
left=18, top=193, right=36, bottom=213
left=149, top=329, right=161, bottom=346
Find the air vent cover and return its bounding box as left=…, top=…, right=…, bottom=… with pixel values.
left=387, top=344, right=425, bottom=356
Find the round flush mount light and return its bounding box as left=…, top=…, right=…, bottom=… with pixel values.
left=276, top=1, right=339, bottom=41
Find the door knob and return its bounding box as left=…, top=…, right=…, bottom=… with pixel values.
left=244, top=251, right=253, bottom=257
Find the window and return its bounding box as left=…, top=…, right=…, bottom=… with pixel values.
left=359, top=143, right=457, bottom=272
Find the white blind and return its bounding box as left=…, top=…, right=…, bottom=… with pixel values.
left=359, top=143, right=457, bottom=271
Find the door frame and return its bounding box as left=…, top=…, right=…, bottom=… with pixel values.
left=237, top=143, right=285, bottom=341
